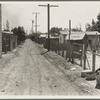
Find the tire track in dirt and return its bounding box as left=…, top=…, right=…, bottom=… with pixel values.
left=0, top=56, right=21, bottom=94
left=29, top=40, right=80, bottom=95
left=26, top=40, right=43, bottom=95
left=0, top=43, right=30, bottom=95
left=30, top=54, right=42, bottom=95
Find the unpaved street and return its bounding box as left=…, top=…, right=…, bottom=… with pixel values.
left=0, top=39, right=100, bottom=96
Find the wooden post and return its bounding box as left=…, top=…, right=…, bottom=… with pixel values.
left=62, top=43, right=64, bottom=57
left=80, top=45, right=83, bottom=67
left=92, top=50, right=96, bottom=72
left=83, top=44, right=86, bottom=70
left=66, top=43, right=68, bottom=60
left=71, top=43, right=74, bottom=63
left=95, top=33, right=97, bottom=51
left=47, top=4, right=50, bottom=51
left=80, top=49, right=83, bottom=67
left=10, top=35, right=12, bottom=51
left=58, top=42, right=60, bottom=55
left=5, top=41, right=7, bottom=54
left=32, top=20, right=34, bottom=34
left=69, top=20, right=71, bottom=61
left=15, top=35, right=17, bottom=48
left=0, top=4, right=2, bottom=58
left=55, top=41, right=57, bottom=53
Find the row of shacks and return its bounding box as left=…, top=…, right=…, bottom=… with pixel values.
left=38, top=31, right=100, bottom=52
left=2, top=31, right=17, bottom=53
left=38, top=31, right=100, bottom=69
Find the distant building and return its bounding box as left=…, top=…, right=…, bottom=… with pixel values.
left=65, top=31, right=100, bottom=51
left=65, top=31, right=88, bottom=49
left=38, top=33, right=47, bottom=44
left=59, top=30, right=69, bottom=44
left=65, top=31, right=88, bottom=59
left=39, top=34, right=47, bottom=38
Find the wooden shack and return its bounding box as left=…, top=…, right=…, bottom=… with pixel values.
left=59, top=30, right=69, bottom=44
left=2, top=31, right=17, bottom=53
left=65, top=31, right=88, bottom=58
left=85, top=31, right=100, bottom=50
left=65, top=31, right=88, bottom=46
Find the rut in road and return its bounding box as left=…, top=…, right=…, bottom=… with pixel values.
left=0, top=39, right=100, bottom=95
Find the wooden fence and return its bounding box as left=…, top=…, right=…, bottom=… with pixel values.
left=88, top=50, right=100, bottom=72
left=36, top=37, right=100, bottom=72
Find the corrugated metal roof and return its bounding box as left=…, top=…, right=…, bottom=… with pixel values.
left=40, top=34, right=47, bottom=38
left=65, top=31, right=85, bottom=40
left=85, top=31, right=100, bottom=35
left=46, top=35, right=59, bottom=39
left=60, top=30, right=69, bottom=35
left=2, top=31, right=13, bottom=34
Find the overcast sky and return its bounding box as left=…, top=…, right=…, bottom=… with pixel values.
left=2, top=1, right=100, bottom=34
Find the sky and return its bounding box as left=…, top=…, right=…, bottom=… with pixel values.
left=2, top=1, right=100, bottom=34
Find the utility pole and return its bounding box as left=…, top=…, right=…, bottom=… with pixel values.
left=0, top=4, right=2, bottom=59
left=69, top=20, right=71, bottom=62
left=48, top=4, right=50, bottom=51
left=32, top=12, right=40, bottom=34
left=39, top=4, right=58, bottom=51
left=32, top=20, right=34, bottom=34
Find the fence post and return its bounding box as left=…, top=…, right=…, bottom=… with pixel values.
left=62, top=43, right=64, bottom=57
left=80, top=48, right=83, bottom=67
left=92, top=50, right=96, bottom=72
left=66, top=43, right=68, bottom=60
left=83, top=44, right=86, bottom=70
left=58, top=42, right=60, bottom=55
left=71, top=43, right=74, bottom=63
left=5, top=44, right=7, bottom=53
left=55, top=41, right=57, bottom=53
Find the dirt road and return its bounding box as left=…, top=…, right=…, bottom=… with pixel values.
left=0, top=39, right=100, bottom=96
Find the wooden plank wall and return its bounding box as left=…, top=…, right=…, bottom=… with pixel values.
left=0, top=4, right=2, bottom=59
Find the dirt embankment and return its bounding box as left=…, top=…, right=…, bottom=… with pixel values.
left=37, top=42, right=100, bottom=96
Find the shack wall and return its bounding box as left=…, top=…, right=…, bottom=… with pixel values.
left=2, top=33, right=17, bottom=53
left=87, top=35, right=100, bottom=49
left=0, top=5, right=2, bottom=58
